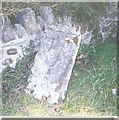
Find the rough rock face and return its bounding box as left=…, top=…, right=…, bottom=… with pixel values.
left=17, top=8, right=38, bottom=34
left=0, top=16, right=3, bottom=42
left=37, top=16, right=45, bottom=31
left=2, top=16, right=15, bottom=43
left=100, top=13, right=117, bottom=41
left=39, top=6, right=57, bottom=26
left=14, top=24, right=27, bottom=38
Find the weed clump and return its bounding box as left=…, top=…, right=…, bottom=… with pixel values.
left=2, top=40, right=36, bottom=115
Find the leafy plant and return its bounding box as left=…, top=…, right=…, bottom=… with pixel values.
left=53, top=2, right=108, bottom=26
left=2, top=40, right=36, bottom=105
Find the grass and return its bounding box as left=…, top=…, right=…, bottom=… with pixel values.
left=2, top=39, right=117, bottom=116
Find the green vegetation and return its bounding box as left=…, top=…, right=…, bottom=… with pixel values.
left=2, top=39, right=117, bottom=116
left=2, top=2, right=108, bottom=26
left=1, top=2, right=117, bottom=116
left=52, top=2, right=108, bottom=26
left=68, top=40, right=117, bottom=116
left=2, top=40, right=36, bottom=115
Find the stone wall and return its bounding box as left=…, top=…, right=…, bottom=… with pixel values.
left=0, top=9, right=37, bottom=74
left=80, top=2, right=117, bottom=45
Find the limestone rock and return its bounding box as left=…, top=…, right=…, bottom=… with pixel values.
left=39, top=6, right=57, bottom=26
left=0, top=16, right=3, bottom=42
left=37, top=16, right=45, bottom=31
left=14, top=24, right=27, bottom=38
left=2, top=16, right=15, bottom=43
left=0, top=48, right=4, bottom=59
left=17, top=8, right=38, bottom=34
left=0, top=31, right=2, bottom=42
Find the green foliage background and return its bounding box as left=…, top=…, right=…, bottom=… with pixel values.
left=2, top=40, right=36, bottom=105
